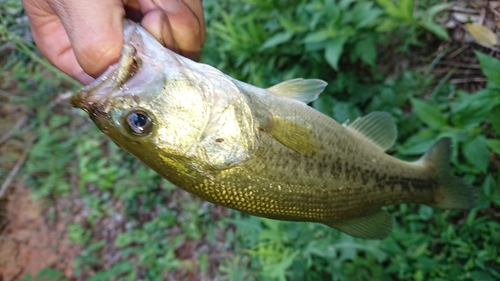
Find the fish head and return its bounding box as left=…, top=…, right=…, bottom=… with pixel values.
left=70, top=22, right=218, bottom=165
left=71, top=22, right=258, bottom=173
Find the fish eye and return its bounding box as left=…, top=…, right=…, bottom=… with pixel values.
left=124, top=109, right=153, bottom=136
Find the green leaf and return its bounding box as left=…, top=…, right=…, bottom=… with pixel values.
left=376, top=20, right=403, bottom=32
left=462, top=135, right=490, bottom=172
left=398, top=130, right=437, bottom=155
left=354, top=38, right=377, bottom=67
left=418, top=205, right=433, bottom=220
left=400, top=0, right=414, bottom=21
left=490, top=105, right=500, bottom=135
left=312, top=93, right=335, bottom=117
left=427, top=3, right=454, bottom=17
left=376, top=0, right=403, bottom=19
left=351, top=3, right=382, bottom=29
left=325, top=36, right=348, bottom=70
left=302, top=30, right=331, bottom=44
left=332, top=101, right=361, bottom=124
left=419, top=20, right=449, bottom=40
left=260, top=31, right=294, bottom=50
left=482, top=174, right=497, bottom=197
left=486, top=139, right=500, bottom=155
left=451, top=89, right=499, bottom=129
left=475, top=51, right=500, bottom=86
left=410, top=98, right=447, bottom=129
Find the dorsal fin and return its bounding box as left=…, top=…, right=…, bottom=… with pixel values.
left=344, top=112, right=397, bottom=151
left=267, top=78, right=327, bottom=103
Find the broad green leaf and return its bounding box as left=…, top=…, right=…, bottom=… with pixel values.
left=339, top=0, right=357, bottom=10
left=469, top=271, right=496, bottom=281
left=325, top=36, right=348, bottom=70
left=475, top=51, right=500, bottom=86
left=462, top=135, right=490, bottom=172
left=410, top=98, right=447, bottom=129
left=398, top=130, right=437, bottom=155
left=490, top=105, right=500, bottom=135
left=277, top=15, right=298, bottom=32
left=418, top=205, right=433, bottom=220
left=466, top=23, right=498, bottom=47
left=312, top=93, right=335, bottom=117
left=303, top=30, right=331, bottom=43
left=351, top=3, right=382, bottom=29
left=482, top=174, right=497, bottom=197
left=486, top=139, right=500, bottom=155
left=451, top=89, right=499, bottom=128
left=354, top=38, right=377, bottom=66
left=400, top=0, right=414, bottom=21
left=332, top=101, right=361, bottom=123
left=376, top=0, right=403, bottom=18
left=260, top=31, right=293, bottom=50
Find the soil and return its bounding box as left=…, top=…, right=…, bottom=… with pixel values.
left=0, top=184, right=79, bottom=281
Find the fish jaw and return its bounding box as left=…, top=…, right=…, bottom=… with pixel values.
left=70, top=21, right=185, bottom=110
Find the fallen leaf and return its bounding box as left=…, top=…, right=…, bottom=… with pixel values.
left=466, top=23, right=498, bottom=47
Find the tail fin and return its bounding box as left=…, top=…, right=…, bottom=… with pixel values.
left=420, top=137, right=476, bottom=209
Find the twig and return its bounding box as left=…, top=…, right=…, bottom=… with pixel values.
left=0, top=115, right=27, bottom=146
left=0, top=141, right=32, bottom=199
left=448, top=6, right=480, bottom=14
left=435, top=61, right=482, bottom=69
left=449, top=77, right=488, bottom=84
left=446, top=45, right=468, bottom=61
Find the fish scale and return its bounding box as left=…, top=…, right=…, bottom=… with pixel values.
left=70, top=22, right=475, bottom=239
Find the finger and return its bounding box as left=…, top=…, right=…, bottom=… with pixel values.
left=141, top=10, right=179, bottom=53
left=49, top=0, right=126, bottom=78
left=181, top=0, right=206, bottom=45
left=138, top=0, right=204, bottom=60
left=22, top=0, right=94, bottom=84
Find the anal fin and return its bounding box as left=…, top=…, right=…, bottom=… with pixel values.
left=324, top=209, right=394, bottom=239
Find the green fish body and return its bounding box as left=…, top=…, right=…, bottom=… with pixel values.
left=71, top=22, right=475, bottom=239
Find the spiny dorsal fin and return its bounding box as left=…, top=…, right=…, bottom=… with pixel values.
left=263, top=115, right=321, bottom=156
left=267, top=78, right=327, bottom=103
left=344, top=112, right=397, bottom=151
left=324, top=209, right=394, bottom=239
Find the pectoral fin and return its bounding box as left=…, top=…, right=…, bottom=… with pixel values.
left=267, top=78, right=327, bottom=103
left=324, top=209, right=394, bottom=239
left=263, top=115, right=321, bottom=156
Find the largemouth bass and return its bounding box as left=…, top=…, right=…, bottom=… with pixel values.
left=71, top=22, right=475, bottom=239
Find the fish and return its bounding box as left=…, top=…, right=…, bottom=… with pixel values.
left=70, top=22, right=476, bottom=239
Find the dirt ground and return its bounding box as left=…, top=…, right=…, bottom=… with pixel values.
left=0, top=184, right=79, bottom=281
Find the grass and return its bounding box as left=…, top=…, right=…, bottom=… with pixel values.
left=1, top=0, right=499, bottom=280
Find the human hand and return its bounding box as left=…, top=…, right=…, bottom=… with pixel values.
left=21, top=0, right=205, bottom=84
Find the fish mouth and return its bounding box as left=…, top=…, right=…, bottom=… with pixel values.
left=70, top=44, right=140, bottom=113
left=70, top=21, right=185, bottom=112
